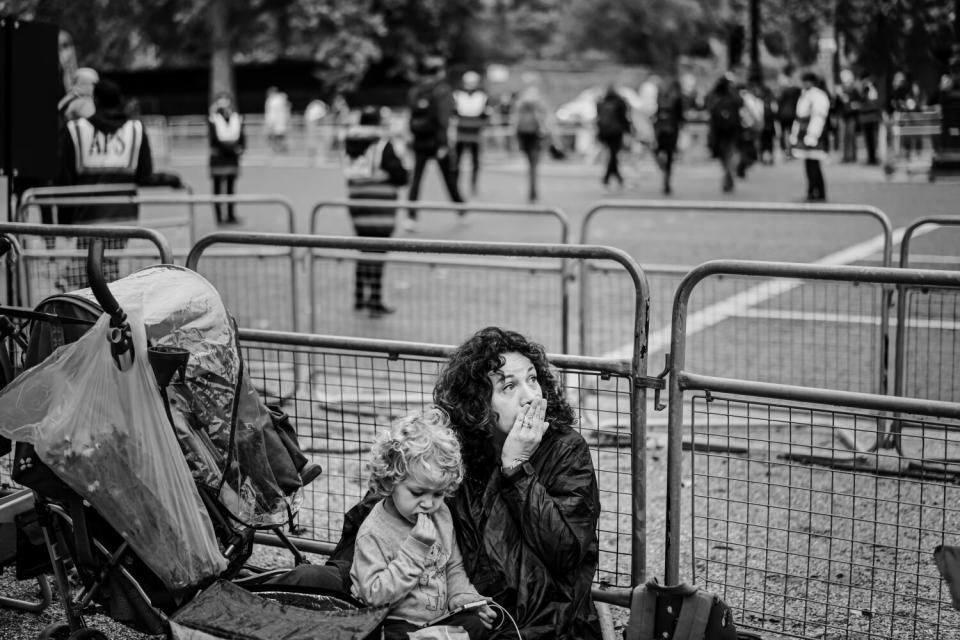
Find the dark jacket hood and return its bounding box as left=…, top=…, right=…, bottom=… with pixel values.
left=88, top=107, right=128, bottom=134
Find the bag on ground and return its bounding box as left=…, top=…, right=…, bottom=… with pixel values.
left=624, top=580, right=743, bottom=640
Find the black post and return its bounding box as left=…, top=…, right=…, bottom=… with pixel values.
left=748, top=0, right=762, bottom=83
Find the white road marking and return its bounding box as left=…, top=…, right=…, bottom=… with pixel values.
left=602, top=225, right=940, bottom=360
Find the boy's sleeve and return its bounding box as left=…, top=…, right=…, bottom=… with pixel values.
left=350, top=529, right=433, bottom=607
left=445, top=537, right=483, bottom=610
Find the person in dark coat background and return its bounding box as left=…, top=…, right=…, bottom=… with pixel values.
left=406, top=54, right=464, bottom=231
left=654, top=77, right=685, bottom=194
left=596, top=84, right=632, bottom=189
left=208, top=92, right=245, bottom=224
left=706, top=74, right=744, bottom=193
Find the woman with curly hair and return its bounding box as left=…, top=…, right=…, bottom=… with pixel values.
left=431, top=326, right=601, bottom=640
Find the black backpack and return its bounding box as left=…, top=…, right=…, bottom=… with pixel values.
left=409, top=84, right=439, bottom=137
left=710, top=94, right=742, bottom=136
left=624, top=580, right=761, bottom=640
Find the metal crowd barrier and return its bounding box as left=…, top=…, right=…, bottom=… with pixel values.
left=666, top=259, right=960, bottom=640
left=18, top=192, right=297, bottom=249
left=189, top=235, right=651, bottom=590
left=578, top=200, right=895, bottom=396
left=893, top=216, right=960, bottom=408
left=238, top=334, right=646, bottom=606
left=309, top=200, right=573, bottom=351
left=19, top=184, right=195, bottom=248
left=0, top=222, right=173, bottom=308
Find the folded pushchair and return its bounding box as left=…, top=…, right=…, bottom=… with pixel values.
left=0, top=242, right=386, bottom=639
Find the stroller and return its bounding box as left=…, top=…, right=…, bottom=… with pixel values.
left=0, top=241, right=386, bottom=639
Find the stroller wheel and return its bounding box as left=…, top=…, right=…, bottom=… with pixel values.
left=67, top=630, right=109, bottom=640
left=37, top=623, right=71, bottom=640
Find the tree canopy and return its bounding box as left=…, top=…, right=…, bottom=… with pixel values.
left=2, top=0, right=957, bottom=95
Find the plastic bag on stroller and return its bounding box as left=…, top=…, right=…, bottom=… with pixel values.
left=0, top=304, right=228, bottom=590
left=17, top=264, right=306, bottom=527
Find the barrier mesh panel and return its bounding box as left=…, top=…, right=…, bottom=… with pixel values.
left=240, top=339, right=637, bottom=587
left=687, top=394, right=960, bottom=640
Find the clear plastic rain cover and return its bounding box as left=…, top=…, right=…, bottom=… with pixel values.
left=3, top=266, right=295, bottom=528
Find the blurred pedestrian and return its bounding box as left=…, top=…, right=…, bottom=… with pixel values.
left=858, top=73, right=882, bottom=165
left=737, top=82, right=764, bottom=178
left=835, top=69, right=861, bottom=163
left=304, top=98, right=328, bottom=160
left=406, top=54, right=464, bottom=232
left=596, top=84, right=633, bottom=190
left=514, top=72, right=550, bottom=203
left=343, top=107, right=409, bottom=316
left=453, top=70, right=490, bottom=196
left=777, top=66, right=801, bottom=160
left=57, top=66, right=98, bottom=123
left=653, top=77, right=684, bottom=195
left=889, top=70, right=923, bottom=158
left=790, top=71, right=830, bottom=202
left=56, top=78, right=153, bottom=284
left=329, top=94, right=349, bottom=153
left=208, top=92, right=245, bottom=225
left=758, top=83, right=778, bottom=164
left=707, top=74, right=744, bottom=193
left=264, top=86, right=290, bottom=154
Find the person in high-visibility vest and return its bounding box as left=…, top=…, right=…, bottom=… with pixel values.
left=453, top=70, right=490, bottom=196
left=56, top=78, right=153, bottom=286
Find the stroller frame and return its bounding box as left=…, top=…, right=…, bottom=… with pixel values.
left=2, top=240, right=315, bottom=640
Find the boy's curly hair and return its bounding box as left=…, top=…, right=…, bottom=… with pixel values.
left=366, top=406, right=465, bottom=498
left=433, top=327, right=576, bottom=479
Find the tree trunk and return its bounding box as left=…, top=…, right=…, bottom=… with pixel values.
left=208, top=0, right=234, bottom=104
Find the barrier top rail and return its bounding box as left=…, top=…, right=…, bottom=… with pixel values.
left=17, top=193, right=298, bottom=238
left=580, top=199, right=894, bottom=267
left=0, top=222, right=173, bottom=264
left=664, top=258, right=960, bottom=584
left=192, top=232, right=651, bottom=582
left=238, top=329, right=635, bottom=377
left=898, top=215, right=960, bottom=268
left=310, top=199, right=571, bottom=244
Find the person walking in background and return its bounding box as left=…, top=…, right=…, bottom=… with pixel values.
left=758, top=82, right=778, bottom=164
left=653, top=77, right=684, bottom=195
left=264, top=86, right=290, bottom=154
left=889, top=70, right=923, bottom=159
left=835, top=69, right=861, bottom=163
left=304, top=97, right=328, bottom=161
left=514, top=72, right=550, bottom=203
left=208, top=93, right=245, bottom=225
left=349, top=407, right=496, bottom=639
left=777, top=66, right=802, bottom=160
left=343, top=107, right=409, bottom=317
left=406, top=54, right=464, bottom=232
left=453, top=70, right=490, bottom=196
left=736, top=81, right=764, bottom=178
left=859, top=73, right=882, bottom=165
left=595, top=84, right=632, bottom=190
left=707, top=74, right=744, bottom=193
left=790, top=71, right=830, bottom=203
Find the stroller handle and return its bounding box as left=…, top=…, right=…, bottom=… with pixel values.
left=86, top=239, right=135, bottom=369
